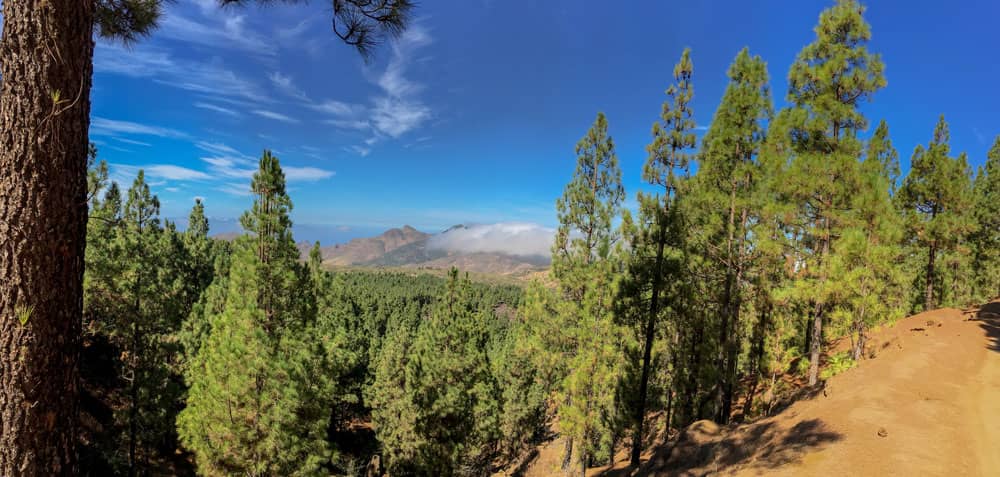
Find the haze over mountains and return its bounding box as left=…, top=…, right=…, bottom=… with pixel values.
left=297, top=224, right=552, bottom=276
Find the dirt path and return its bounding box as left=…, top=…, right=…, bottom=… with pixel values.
left=642, top=302, right=1000, bottom=476
left=510, top=303, right=1000, bottom=476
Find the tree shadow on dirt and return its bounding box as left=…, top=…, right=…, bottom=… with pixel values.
left=974, top=301, right=1000, bottom=353
left=628, top=417, right=842, bottom=477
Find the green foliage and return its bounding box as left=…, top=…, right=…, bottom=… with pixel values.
left=71, top=4, right=1000, bottom=476
left=178, top=151, right=334, bottom=475
left=819, top=352, right=856, bottom=380
left=534, top=112, right=629, bottom=472
left=768, top=0, right=885, bottom=385
left=82, top=152, right=207, bottom=474
left=972, top=137, right=1000, bottom=299
left=369, top=269, right=502, bottom=476
left=900, top=116, right=979, bottom=309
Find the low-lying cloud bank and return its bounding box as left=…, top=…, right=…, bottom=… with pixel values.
left=428, top=222, right=554, bottom=258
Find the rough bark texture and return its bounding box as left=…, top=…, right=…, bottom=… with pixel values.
left=0, top=1, right=95, bottom=474
left=925, top=241, right=937, bottom=311
left=630, top=222, right=666, bottom=468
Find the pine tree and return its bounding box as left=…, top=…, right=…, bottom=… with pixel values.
left=772, top=0, right=885, bottom=385
left=1, top=4, right=414, bottom=468
left=972, top=137, right=1000, bottom=299
left=900, top=116, right=978, bottom=309
left=689, top=46, right=772, bottom=426
left=620, top=47, right=702, bottom=467
left=178, top=151, right=332, bottom=475
left=828, top=124, right=909, bottom=361
left=545, top=112, right=626, bottom=475
left=866, top=120, right=901, bottom=195
left=368, top=269, right=501, bottom=476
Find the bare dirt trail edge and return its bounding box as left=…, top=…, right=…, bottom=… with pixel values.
left=512, top=303, right=1000, bottom=476
left=650, top=303, right=1000, bottom=476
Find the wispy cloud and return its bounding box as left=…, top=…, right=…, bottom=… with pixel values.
left=285, top=166, right=336, bottom=182
left=195, top=102, right=241, bottom=117
left=269, top=72, right=309, bottom=101
left=313, top=99, right=366, bottom=118
left=113, top=137, right=152, bottom=147
left=112, top=163, right=213, bottom=182
left=315, top=24, right=434, bottom=154
left=973, top=127, right=987, bottom=145
left=324, top=118, right=371, bottom=131
left=92, top=117, right=189, bottom=139
left=218, top=182, right=253, bottom=197
left=348, top=145, right=372, bottom=157
left=253, top=110, right=300, bottom=123
left=197, top=142, right=334, bottom=194
left=95, top=42, right=269, bottom=104
left=158, top=10, right=276, bottom=56
left=368, top=25, right=432, bottom=139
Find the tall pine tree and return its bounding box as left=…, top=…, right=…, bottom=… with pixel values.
left=900, top=116, right=978, bottom=309
left=772, top=0, right=885, bottom=385
left=620, top=47, right=701, bottom=467
left=178, top=151, right=332, bottom=475
left=972, top=137, right=1000, bottom=299
left=539, top=112, right=627, bottom=475
left=691, top=46, right=772, bottom=425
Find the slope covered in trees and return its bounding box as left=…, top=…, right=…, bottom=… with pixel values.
left=4, top=0, right=999, bottom=475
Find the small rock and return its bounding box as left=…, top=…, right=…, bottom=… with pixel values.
left=877, top=427, right=888, bottom=438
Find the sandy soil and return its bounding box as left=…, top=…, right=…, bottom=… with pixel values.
left=510, top=302, right=1000, bottom=477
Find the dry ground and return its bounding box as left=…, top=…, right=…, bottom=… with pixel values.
left=510, top=302, right=1000, bottom=477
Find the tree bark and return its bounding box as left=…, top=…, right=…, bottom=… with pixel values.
left=807, top=230, right=830, bottom=386
left=925, top=241, right=937, bottom=311
left=0, top=1, right=95, bottom=474
left=630, top=219, right=666, bottom=468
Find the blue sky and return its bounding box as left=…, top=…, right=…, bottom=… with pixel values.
left=89, top=0, right=1000, bottom=244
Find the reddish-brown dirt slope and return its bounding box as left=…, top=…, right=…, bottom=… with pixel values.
left=511, top=302, right=1000, bottom=476
left=641, top=302, right=1000, bottom=476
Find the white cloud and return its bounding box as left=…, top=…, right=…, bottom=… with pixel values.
left=427, top=222, right=555, bottom=257
left=253, top=110, right=300, bottom=123
left=195, top=102, right=241, bottom=117
left=113, top=137, right=152, bottom=147
left=285, top=166, right=335, bottom=182
left=312, top=99, right=367, bottom=120
left=218, top=182, right=252, bottom=197
left=92, top=117, right=188, bottom=139
left=112, top=163, right=212, bottom=182
left=95, top=42, right=268, bottom=104
left=325, top=118, right=371, bottom=131
left=314, top=24, right=434, bottom=154
left=146, top=164, right=213, bottom=181
left=368, top=26, right=433, bottom=138
left=371, top=96, right=431, bottom=138
left=269, top=72, right=309, bottom=101
left=348, top=145, right=372, bottom=157
left=158, top=11, right=276, bottom=56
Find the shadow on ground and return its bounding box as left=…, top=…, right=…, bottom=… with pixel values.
left=974, top=301, right=1000, bottom=353
left=620, top=416, right=842, bottom=477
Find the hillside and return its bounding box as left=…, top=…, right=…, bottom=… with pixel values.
left=514, top=302, right=1000, bottom=476
left=300, top=225, right=549, bottom=276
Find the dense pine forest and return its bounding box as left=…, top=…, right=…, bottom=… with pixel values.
left=2, top=0, right=999, bottom=475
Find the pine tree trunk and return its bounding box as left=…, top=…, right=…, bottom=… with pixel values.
left=0, top=2, right=94, bottom=475
left=561, top=436, right=573, bottom=472
left=630, top=220, right=666, bottom=467
left=925, top=241, right=937, bottom=310
left=807, top=216, right=831, bottom=386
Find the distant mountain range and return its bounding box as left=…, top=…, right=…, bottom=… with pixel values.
left=297, top=225, right=549, bottom=276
